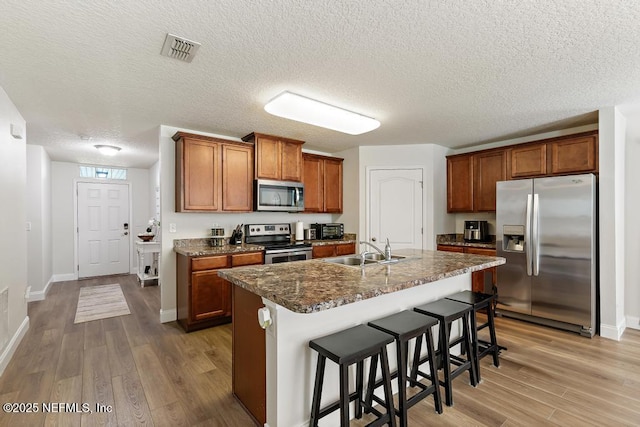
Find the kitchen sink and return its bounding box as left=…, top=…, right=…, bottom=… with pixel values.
left=324, top=256, right=377, bottom=266
left=363, top=253, right=407, bottom=262
left=323, top=254, right=407, bottom=267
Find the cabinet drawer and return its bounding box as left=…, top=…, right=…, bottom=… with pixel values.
left=466, top=247, right=496, bottom=256
left=437, top=244, right=465, bottom=253
left=312, top=245, right=336, bottom=259
left=232, top=251, right=264, bottom=267
left=335, top=243, right=356, bottom=256
left=191, top=255, right=229, bottom=271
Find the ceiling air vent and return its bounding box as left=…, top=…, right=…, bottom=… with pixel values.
left=160, top=33, right=201, bottom=63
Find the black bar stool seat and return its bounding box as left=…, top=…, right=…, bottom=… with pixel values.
left=412, top=299, right=477, bottom=407
left=309, top=324, right=396, bottom=427
left=445, top=290, right=503, bottom=382
left=366, top=311, right=443, bottom=427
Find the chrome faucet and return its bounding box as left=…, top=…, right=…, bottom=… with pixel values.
left=359, top=240, right=391, bottom=261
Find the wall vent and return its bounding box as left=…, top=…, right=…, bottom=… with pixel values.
left=0, top=288, right=8, bottom=353
left=160, top=33, right=201, bottom=63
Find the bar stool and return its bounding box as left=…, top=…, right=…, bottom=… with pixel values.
left=309, top=324, right=396, bottom=427
left=365, top=311, right=442, bottom=427
left=445, top=290, right=502, bottom=383
left=412, top=299, right=477, bottom=406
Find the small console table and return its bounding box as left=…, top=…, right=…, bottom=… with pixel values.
left=135, top=241, right=161, bottom=287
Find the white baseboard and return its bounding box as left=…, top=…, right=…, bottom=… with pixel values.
left=160, top=308, right=177, bottom=323
left=600, top=318, right=626, bottom=340
left=27, top=276, right=54, bottom=302
left=0, top=316, right=29, bottom=376
left=52, top=273, right=77, bottom=282
left=625, top=316, right=640, bottom=331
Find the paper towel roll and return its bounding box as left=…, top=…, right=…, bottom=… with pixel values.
left=295, top=221, right=304, bottom=241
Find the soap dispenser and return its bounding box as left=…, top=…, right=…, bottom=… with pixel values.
left=384, top=238, right=391, bottom=260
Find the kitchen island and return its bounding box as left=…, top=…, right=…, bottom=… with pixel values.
left=218, top=249, right=505, bottom=427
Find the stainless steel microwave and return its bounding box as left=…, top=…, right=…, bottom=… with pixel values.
left=254, top=179, right=304, bottom=212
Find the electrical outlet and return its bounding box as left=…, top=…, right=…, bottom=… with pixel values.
left=169, top=223, right=176, bottom=233
left=26, top=222, right=31, bottom=231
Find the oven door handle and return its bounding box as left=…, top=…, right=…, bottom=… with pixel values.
left=265, top=249, right=312, bottom=255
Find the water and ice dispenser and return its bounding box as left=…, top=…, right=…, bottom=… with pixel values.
left=502, top=225, right=525, bottom=252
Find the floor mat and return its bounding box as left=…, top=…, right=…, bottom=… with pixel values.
left=74, top=283, right=131, bottom=323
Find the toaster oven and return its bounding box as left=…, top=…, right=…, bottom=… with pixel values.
left=311, top=223, right=344, bottom=240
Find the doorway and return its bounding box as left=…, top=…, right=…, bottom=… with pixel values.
left=367, top=168, right=424, bottom=250
left=76, top=181, right=131, bottom=278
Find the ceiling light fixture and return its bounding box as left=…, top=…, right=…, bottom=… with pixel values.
left=94, top=144, right=121, bottom=156
left=264, top=91, right=380, bottom=135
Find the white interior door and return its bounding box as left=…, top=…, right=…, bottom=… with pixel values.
left=77, top=182, right=130, bottom=278
left=368, top=168, right=423, bottom=250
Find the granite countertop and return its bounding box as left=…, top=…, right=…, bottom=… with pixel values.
left=218, top=249, right=505, bottom=314
left=173, top=234, right=357, bottom=257
left=437, top=233, right=496, bottom=249
left=173, top=238, right=264, bottom=256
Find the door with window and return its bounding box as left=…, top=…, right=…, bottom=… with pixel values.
left=77, top=182, right=130, bottom=278
left=368, top=168, right=423, bottom=250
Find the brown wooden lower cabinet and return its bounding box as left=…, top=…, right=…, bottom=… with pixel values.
left=232, top=285, right=266, bottom=425
left=176, top=251, right=264, bottom=332
left=312, top=242, right=356, bottom=258
left=437, top=244, right=497, bottom=293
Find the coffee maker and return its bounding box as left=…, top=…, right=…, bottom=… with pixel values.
left=464, top=220, right=489, bottom=242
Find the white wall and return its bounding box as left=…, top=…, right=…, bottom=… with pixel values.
left=51, top=162, right=151, bottom=279
left=352, top=144, right=453, bottom=250
left=599, top=107, right=626, bottom=339
left=26, top=145, right=52, bottom=300
left=625, top=122, right=640, bottom=330
left=0, top=87, right=29, bottom=375
left=158, top=125, right=336, bottom=322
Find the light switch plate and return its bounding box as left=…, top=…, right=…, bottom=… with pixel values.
left=169, top=223, right=176, bottom=233
left=10, top=123, right=23, bottom=139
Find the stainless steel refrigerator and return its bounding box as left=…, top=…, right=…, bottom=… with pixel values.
left=496, top=173, right=596, bottom=337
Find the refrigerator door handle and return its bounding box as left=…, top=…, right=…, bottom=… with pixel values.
left=526, top=194, right=533, bottom=276
left=532, top=193, right=540, bottom=276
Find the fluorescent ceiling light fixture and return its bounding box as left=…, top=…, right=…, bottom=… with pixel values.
left=94, top=144, right=121, bottom=156
left=264, top=91, right=380, bottom=135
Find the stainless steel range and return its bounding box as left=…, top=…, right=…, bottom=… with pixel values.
left=244, top=223, right=312, bottom=264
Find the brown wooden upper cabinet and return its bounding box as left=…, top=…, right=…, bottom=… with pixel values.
left=302, top=153, right=343, bottom=213
left=447, top=154, right=474, bottom=212
left=242, top=132, right=304, bottom=182
left=509, top=131, right=598, bottom=179
left=510, top=143, right=547, bottom=178
left=174, top=132, right=254, bottom=212
left=447, top=130, right=598, bottom=213
left=447, top=149, right=506, bottom=213
left=474, top=149, right=507, bottom=212
left=550, top=133, right=598, bottom=175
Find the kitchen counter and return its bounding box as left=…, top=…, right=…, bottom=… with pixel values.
left=219, top=248, right=503, bottom=314
left=173, top=235, right=357, bottom=257
left=305, top=232, right=357, bottom=246
left=437, top=233, right=496, bottom=249
left=221, top=249, right=504, bottom=426
left=173, top=238, right=264, bottom=256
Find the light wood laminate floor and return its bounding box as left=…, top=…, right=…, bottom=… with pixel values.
left=1, top=275, right=639, bottom=426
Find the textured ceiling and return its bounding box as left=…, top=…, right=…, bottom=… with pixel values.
left=1, top=0, right=639, bottom=168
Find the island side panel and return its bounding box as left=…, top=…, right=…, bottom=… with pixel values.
left=264, top=273, right=471, bottom=427
left=232, top=285, right=266, bottom=425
